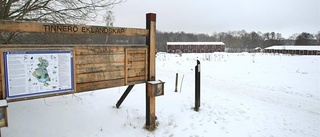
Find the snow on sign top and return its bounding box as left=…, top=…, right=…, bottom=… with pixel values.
left=148, top=80, right=164, bottom=84
left=265, top=45, right=320, bottom=51
left=167, top=42, right=225, bottom=45
left=0, top=100, right=8, bottom=107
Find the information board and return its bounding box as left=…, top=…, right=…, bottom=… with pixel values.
left=3, top=50, right=74, bottom=99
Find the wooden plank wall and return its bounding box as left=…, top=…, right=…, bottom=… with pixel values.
left=125, top=49, right=148, bottom=85
left=0, top=21, right=149, bottom=36
left=74, top=46, right=148, bottom=92
left=0, top=45, right=148, bottom=99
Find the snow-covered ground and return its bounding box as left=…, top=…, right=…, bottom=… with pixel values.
left=2, top=52, right=320, bottom=137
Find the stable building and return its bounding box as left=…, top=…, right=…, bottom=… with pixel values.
left=264, top=45, right=320, bottom=55
left=167, top=42, right=225, bottom=53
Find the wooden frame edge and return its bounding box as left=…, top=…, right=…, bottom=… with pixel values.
left=73, top=49, right=77, bottom=93
left=0, top=50, right=5, bottom=100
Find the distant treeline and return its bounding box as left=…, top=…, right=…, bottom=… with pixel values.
left=156, top=30, right=320, bottom=52
left=1, top=30, right=319, bottom=53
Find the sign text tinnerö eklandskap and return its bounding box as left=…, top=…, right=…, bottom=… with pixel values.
left=43, top=25, right=125, bottom=34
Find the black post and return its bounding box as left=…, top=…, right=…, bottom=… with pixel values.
left=116, top=85, right=134, bottom=108
left=175, top=73, right=178, bottom=92
left=194, top=60, right=201, bottom=111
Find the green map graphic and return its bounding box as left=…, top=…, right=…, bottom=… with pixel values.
left=32, top=57, right=51, bottom=86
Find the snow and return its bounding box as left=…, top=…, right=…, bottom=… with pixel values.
left=2, top=52, right=320, bottom=137
left=148, top=80, right=164, bottom=84
left=265, top=45, right=320, bottom=51
left=0, top=100, right=7, bottom=107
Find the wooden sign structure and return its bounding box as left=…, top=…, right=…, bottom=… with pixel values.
left=0, top=13, right=159, bottom=130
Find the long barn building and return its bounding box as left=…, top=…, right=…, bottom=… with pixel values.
left=167, top=42, right=225, bottom=53
left=264, top=45, right=320, bottom=55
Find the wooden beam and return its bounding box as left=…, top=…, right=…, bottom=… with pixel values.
left=76, top=79, right=125, bottom=92
left=128, top=68, right=146, bottom=77
left=127, top=76, right=146, bottom=82
left=75, top=63, right=125, bottom=74
left=0, top=44, right=146, bottom=48
left=145, top=13, right=157, bottom=130
left=127, top=53, right=147, bottom=61
left=0, top=50, right=4, bottom=99
left=75, top=54, right=125, bottom=64
left=75, top=46, right=124, bottom=55
left=73, top=50, right=77, bottom=96
left=76, top=71, right=124, bottom=83
left=127, top=61, right=148, bottom=69
left=127, top=80, right=145, bottom=85
left=0, top=21, right=149, bottom=36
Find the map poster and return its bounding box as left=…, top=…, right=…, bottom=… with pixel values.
left=3, top=50, right=74, bottom=99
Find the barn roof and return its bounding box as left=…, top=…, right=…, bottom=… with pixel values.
left=265, top=45, right=320, bottom=51
left=167, top=42, right=225, bottom=45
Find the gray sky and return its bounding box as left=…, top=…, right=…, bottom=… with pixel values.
left=101, top=0, right=319, bottom=38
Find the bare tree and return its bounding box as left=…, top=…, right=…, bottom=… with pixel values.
left=270, top=32, right=275, bottom=40
left=288, top=33, right=299, bottom=40
left=276, top=33, right=282, bottom=40
left=315, top=31, right=320, bottom=45
left=0, top=0, right=125, bottom=43
left=103, top=10, right=115, bottom=43
left=295, top=32, right=316, bottom=45
left=0, top=0, right=125, bottom=23
left=263, top=32, right=270, bottom=40
left=104, top=10, right=115, bottom=27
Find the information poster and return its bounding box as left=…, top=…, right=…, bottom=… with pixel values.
left=3, top=50, right=74, bottom=99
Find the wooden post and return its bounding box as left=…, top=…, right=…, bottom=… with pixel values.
left=145, top=13, right=156, bottom=130
left=180, top=74, right=184, bottom=93
left=175, top=73, right=178, bottom=92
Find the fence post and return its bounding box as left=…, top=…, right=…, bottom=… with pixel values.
left=194, top=60, right=201, bottom=111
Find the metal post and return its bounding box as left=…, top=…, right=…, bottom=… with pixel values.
left=116, top=85, right=134, bottom=108
left=194, top=60, right=201, bottom=111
